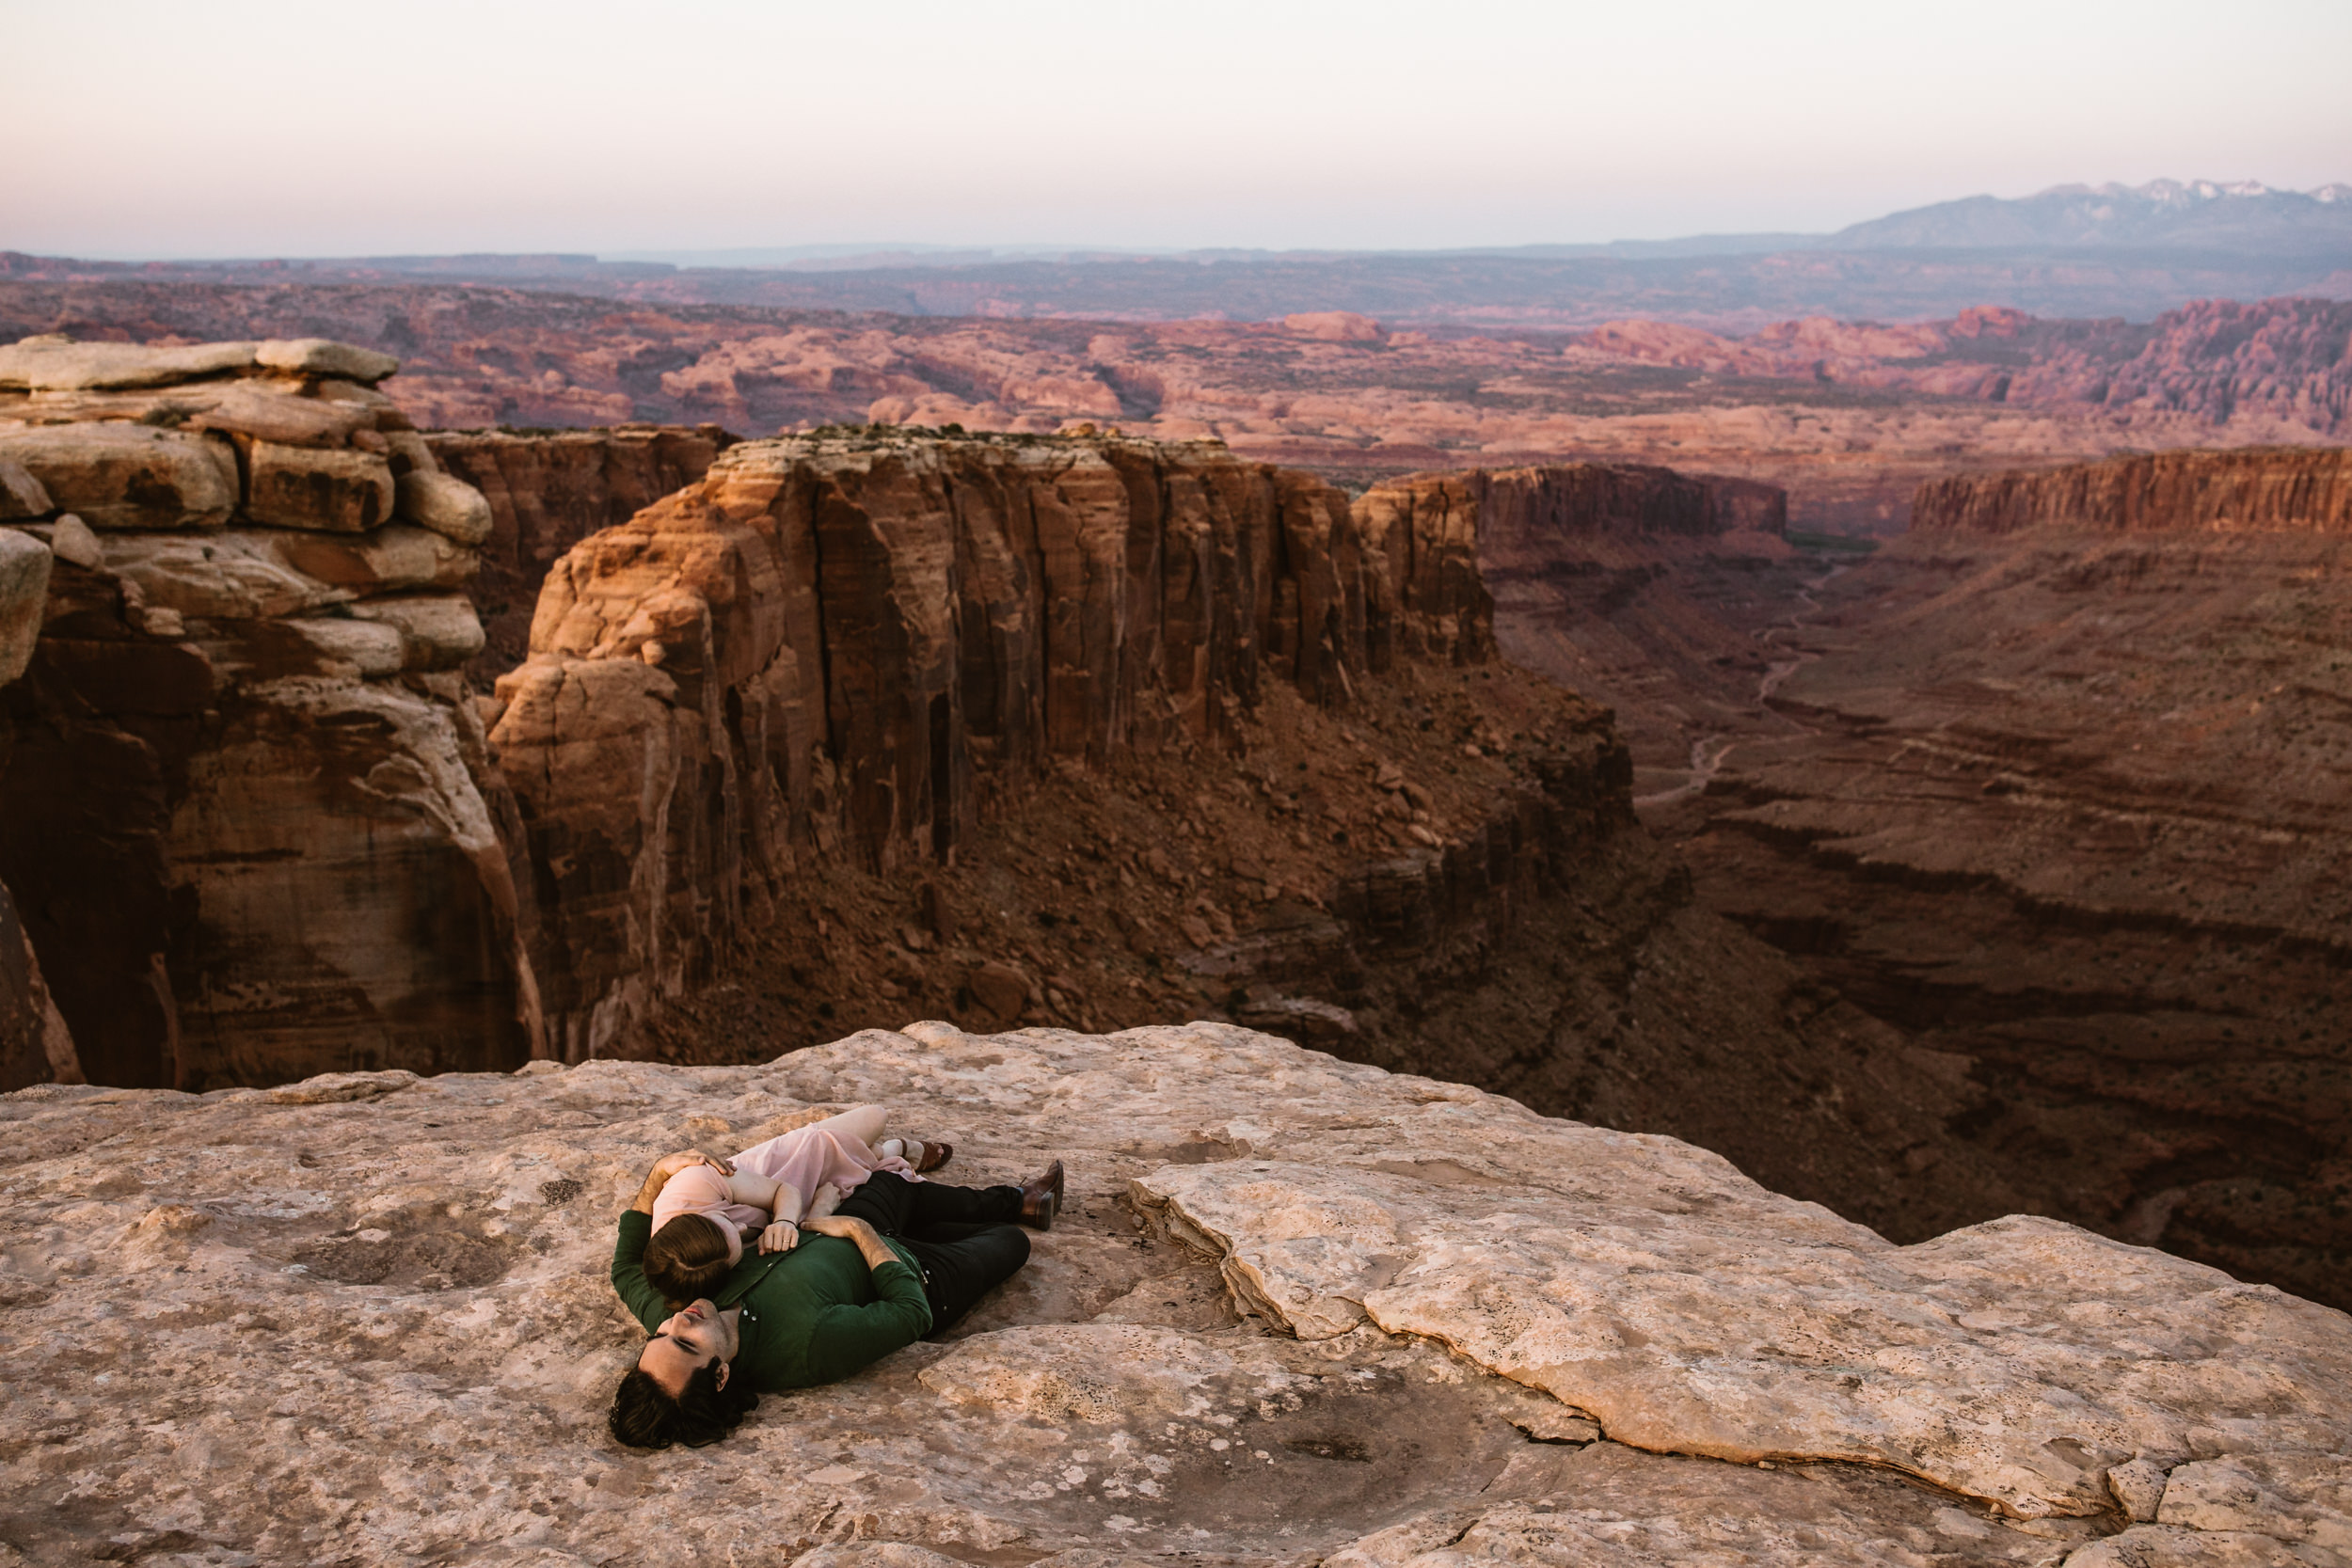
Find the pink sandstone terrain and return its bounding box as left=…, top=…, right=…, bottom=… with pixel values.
left=2, top=281, right=2343, bottom=533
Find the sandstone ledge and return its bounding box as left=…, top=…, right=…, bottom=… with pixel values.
left=4, top=1023, right=2345, bottom=1566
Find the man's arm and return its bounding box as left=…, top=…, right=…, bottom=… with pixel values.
left=795, top=1215, right=934, bottom=1378
left=612, top=1150, right=733, bottom=1330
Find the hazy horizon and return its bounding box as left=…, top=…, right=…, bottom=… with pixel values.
left=6, top=0, right=2349, bottom=260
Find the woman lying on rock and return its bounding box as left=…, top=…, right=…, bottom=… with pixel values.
left=607, top=1111, right=1063, bottom=1449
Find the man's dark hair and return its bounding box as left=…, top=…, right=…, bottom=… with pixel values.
left=643, top=1213, right=734, bottom=1307
left=608, top=1354, right=757, bottom=1449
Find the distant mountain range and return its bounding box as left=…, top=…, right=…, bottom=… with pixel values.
left=6, top=182, right=2348, bottom=329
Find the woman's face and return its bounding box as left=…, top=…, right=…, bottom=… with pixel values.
left=719, top=1216, right=743, bottom=1266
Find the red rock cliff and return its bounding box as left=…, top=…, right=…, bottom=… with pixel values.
left=1913, top=445, right=2352, bottom=535
left=422, top=425, right=733, bottom=677
left=489, top=431, right=1491, bottom=1058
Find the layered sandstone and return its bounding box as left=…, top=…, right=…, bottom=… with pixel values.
left=1914, top=444, right=2352, bottom=536
left=489, top=430, right=1490, bottom=1059
left=0, top=336, right=534, bottom=1093
left=3, top=1022, right=2345, bottom=1565
left=422, top=424, right=733, bottom=676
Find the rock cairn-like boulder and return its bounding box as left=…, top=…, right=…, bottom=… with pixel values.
left=3, top=1022, right=2344, bottom=1565
left=490, top=430, right=1491, bottom=1059
left=0, top=336, right=536, bottom=1093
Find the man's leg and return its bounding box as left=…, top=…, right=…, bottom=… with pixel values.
left=834, top=1171, right=1023, bottom=1234
left=900, top=1223, right=1031, bottom=1335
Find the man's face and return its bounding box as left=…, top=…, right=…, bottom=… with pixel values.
left=638, top=1300, right=739, bottom=1396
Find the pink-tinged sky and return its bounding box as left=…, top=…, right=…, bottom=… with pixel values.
left=5, top=0, right=2347, bottom=259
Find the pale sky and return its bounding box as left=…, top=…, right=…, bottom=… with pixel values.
left=7, top=0, right=2348, bottom=259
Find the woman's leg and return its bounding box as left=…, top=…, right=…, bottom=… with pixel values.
left=731, top=1104, right=891, bottom=1179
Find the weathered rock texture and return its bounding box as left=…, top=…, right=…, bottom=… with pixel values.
left=0, top=337, right=535, bottom=1093
left=421, top=425, right=733, bottom=677
left=1670, top=446, right=2352, bottom=1308
left=489, top=430, right=1488, bottom=1059
left=3, top=1022, right=2345, bottom=1566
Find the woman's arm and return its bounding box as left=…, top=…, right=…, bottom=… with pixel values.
left=723, top=1169, right=804, bottom=1224
left=628, top=1150, right=733, bottom=1215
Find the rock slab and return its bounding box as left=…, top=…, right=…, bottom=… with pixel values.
left=2, top=1022, right=2344, bottom=1567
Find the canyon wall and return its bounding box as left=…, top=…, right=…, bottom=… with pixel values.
left=1914, top=443, right=2352, bottom=535
left=488, top=430, right=1492, bottom=1059
left=421, top=424, right=732, bottom=676
left=0, top=337, right=536, bottom=1091
left=1677, top=445, right=2352, bottom=1307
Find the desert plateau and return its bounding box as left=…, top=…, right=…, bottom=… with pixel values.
left=4, top=10, right=2351, bottom=1560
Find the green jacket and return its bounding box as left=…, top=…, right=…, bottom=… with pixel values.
left=610, top=1211, right=933, bottom=1390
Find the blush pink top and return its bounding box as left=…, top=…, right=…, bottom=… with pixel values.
left=650, top=1125, right=919, bottom=1248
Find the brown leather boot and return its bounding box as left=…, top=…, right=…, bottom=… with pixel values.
left=1017, top=1160, right=1065, bottom=1230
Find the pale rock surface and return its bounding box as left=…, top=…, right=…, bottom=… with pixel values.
left=0, top=530, right=52, bottom=685
left=2, top=1022, right=2344, bottom=1566
left=42, top=514, right=100, bottom=569
left=394, top=467, right=496, bottom=545
left=0, top=423, right=239, bottom=530
left=345, top=593, right=489, bottom=670
left=254, top=338, right=402, bottom=383
left=0, top=458, right=50, bottom=520
left=0, top=336, right=257, bottom=390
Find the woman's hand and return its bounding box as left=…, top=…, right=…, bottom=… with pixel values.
left=757, top=1220, right=800, bottom=1255
left=655, top=1149, right=735, bottom=1180
left=630, top=1149, right=735, bottom=1213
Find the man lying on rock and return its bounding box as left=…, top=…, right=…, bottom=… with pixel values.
left=607, top=1103, right=1064, bottom=1449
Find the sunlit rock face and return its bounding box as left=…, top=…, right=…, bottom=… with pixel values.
left=489, top=430, right=1490, bottom=1059
left=0, top=337, right=533, bottom=1092
left=3, top=1022, right=2344, bottom=1566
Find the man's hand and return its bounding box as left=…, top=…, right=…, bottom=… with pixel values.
left=800, top=1213, right=902, bottom=1273
left=629, top=1149, right=735, bottom=1214
left=757, top=1220, right=800, bottom=1255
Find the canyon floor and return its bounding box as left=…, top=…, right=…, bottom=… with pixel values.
left=1485, top=470, right=2352, bottom=1311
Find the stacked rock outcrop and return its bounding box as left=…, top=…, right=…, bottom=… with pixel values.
left=489, top=429, right=1492, bottom=1059
left=4, top=1022, right=2345, bottom=1564
left=0, top=335, right=537, bottom=1092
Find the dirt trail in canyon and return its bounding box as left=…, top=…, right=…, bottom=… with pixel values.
left=1630, top=562, right=1843, bottom=809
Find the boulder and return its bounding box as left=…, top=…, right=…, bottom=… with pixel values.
left=345, top=594, right=486, bottom=670
left=254, top=338, right=401, bottom=383
left=188, top=382, right=377, bottom=448
left=0, top=456, right=50, bottom=519
left=394, top=468, right=494, bottom=546
left=243, top=440, right=395, bottom=531
left=0, top=423, right=238, bottom=530
left=0, top=530, right=54, bottom=685
left=99, top=531, right=352, bottom=620
left=0, top=1022, right=2342, bottom=1565
left=0, top=336, right=256, bottom=391
left=272, top=524, right=476, bottom=595
left=46, top=514, right=102, bottom=569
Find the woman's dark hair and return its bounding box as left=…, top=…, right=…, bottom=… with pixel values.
left=643, top=1213, right=734, bottom=1307
left=609, top=1354, right=758, bottom=1449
